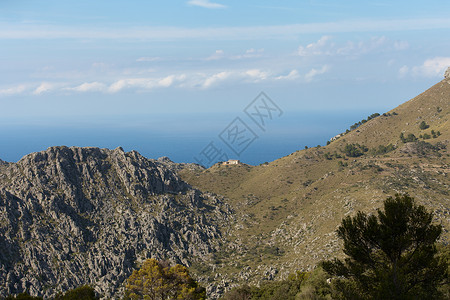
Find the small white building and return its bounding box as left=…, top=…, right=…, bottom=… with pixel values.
left=222, top=159, right=240, bottom=165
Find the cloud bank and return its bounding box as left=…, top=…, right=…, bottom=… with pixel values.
left=0, top=67, right=330, bottom=97
left=399, top=57, right=450, bottom=78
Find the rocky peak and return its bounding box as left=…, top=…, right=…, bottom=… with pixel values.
left=10, top=146, right=188, bottom=203
left=155, top=156, right=205, bottom=172
left=0, top=146, right=232, bottom=298
left=445, top=66, right=450, bottom=80
left=157, top=156, right=173, bottom=163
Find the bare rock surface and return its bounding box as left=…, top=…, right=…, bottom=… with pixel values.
left=0, top=146, right=232, bottom=298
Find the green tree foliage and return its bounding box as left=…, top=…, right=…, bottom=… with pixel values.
left=125, top=258, right=206, bottom=300
left=322, top=194, right=448, bottom=300
left=5, top=293, right=42, bottom=300
left=349, top=113, right=380, bottom=131
left=400, top=133, right=418, bottom=143
left=54, top=285, right=98, bottom=300
left=222, top=285, right=255, bottom=300
left=412, top=141, right=446, bottom=157
left=419, top=121, right=430, bottom=130
left=295, top=267, right=332, bottom=300
left=437, top=245, right=450, bottom=298
left=222, top=271, right=308, bottom=300
left=342, top=144, right=367, bottom=157
left=369, top=144, right=396, bottom=156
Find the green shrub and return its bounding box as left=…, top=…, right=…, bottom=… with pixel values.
left=5, top=293, right=42, bottom=300
left=369, top=144, right=396, bottom=156
left=54, top=286, right=98, bottom=300
left=419, top=121, right=429, bottom=130
left=342, top=144, right=367, bottom=157
left=400, top=132, right=418, bottom=143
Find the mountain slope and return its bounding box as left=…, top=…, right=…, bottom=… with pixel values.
left=0, top=146, right=232, bottom=298
left=0, top=78, right=449, bottom=298
left=329, top=79, right=450, bottom=149
left=180, top=78, right=450, bottom=288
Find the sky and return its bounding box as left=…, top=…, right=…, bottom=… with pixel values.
left=1, top=0, right=450, bottom=165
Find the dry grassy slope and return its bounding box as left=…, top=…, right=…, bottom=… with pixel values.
left=180, top=79, right=450, bottom=287
left=329, top=79, right=450, bottom=149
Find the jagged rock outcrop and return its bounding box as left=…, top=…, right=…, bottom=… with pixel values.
left=0, top=146, right=232, bottom=298
left=156, top=156, right=205, bottom=172
left=445, top=66, right=450, bottom=79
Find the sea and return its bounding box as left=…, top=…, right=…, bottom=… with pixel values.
left=0, top=110, right=378, bottom=167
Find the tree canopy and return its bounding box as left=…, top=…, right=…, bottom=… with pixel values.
left=54, top=285, right=98, bottom=300
left=125, top=258, right=206, bottom=300
left=322, top=194, right=448, bottom=299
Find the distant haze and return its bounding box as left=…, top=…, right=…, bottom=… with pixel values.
left=1, top=1, right=449, bottom=163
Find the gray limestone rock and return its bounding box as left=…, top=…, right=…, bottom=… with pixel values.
left=0, top=146, right=232, bottom=298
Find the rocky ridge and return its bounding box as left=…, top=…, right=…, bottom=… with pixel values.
left=156, top=156, right=205, bottom=173
left=0, top=146, right=232, bottom=298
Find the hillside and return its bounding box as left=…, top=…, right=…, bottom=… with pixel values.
left=180, top=78, right=450, bottom=289
left=0, top=77, right=448, bottom=299
left=329, top=79, right=450, bottom=149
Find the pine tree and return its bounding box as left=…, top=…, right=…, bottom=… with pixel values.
left=322, top=194, right=448, bottom=300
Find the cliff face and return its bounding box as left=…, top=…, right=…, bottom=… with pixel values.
left=0, top=146, right=231, bottom=298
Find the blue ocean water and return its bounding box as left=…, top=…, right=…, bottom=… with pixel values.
left=0, top=110, right=376, bottom=166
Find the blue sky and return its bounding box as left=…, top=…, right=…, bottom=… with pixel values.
left=1, top=0, right=450, bottom=164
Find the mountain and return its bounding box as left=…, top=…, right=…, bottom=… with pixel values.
left=180, top=77, right=450, bottom=288
left=0, top=146, right=232, bottom=298
left=0, top=76, right=449, bottom=299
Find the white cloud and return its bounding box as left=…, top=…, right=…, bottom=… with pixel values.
left=206, top=48, right=265, bottom=61
left=199, top=69, right=278, bottom=88
left=202, top=71, right=233, bottom=88
left=159, top=74, right=186, bottom=87
left=336, top=36, right=387, bottom=55
left=206, top=50, right=225, bottom=61
left=200, top=69, right=280, bottom=88
left=411, top=57, right=450, bottom=78
left=275, top=70, right=299, bottom=80
left=0, top=68, right=324, bottom=97
left=0, top=85, right=27, bottom=97
left=298, top=36, right=332, bottom=56
left=67, top=82, right=106, bottom=92
left=33, top=82, right=55, bottom=95
left=305, top=65, right=330, bottom=82
left=187, top=0, right=226, bottom=9
left=245, top=69, right=269, bottom=81
left=231, top=48, right=264, bottom=60
left=298, top=36, right=409, bottom=58
left=108, top=74, right=187, bottom=93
